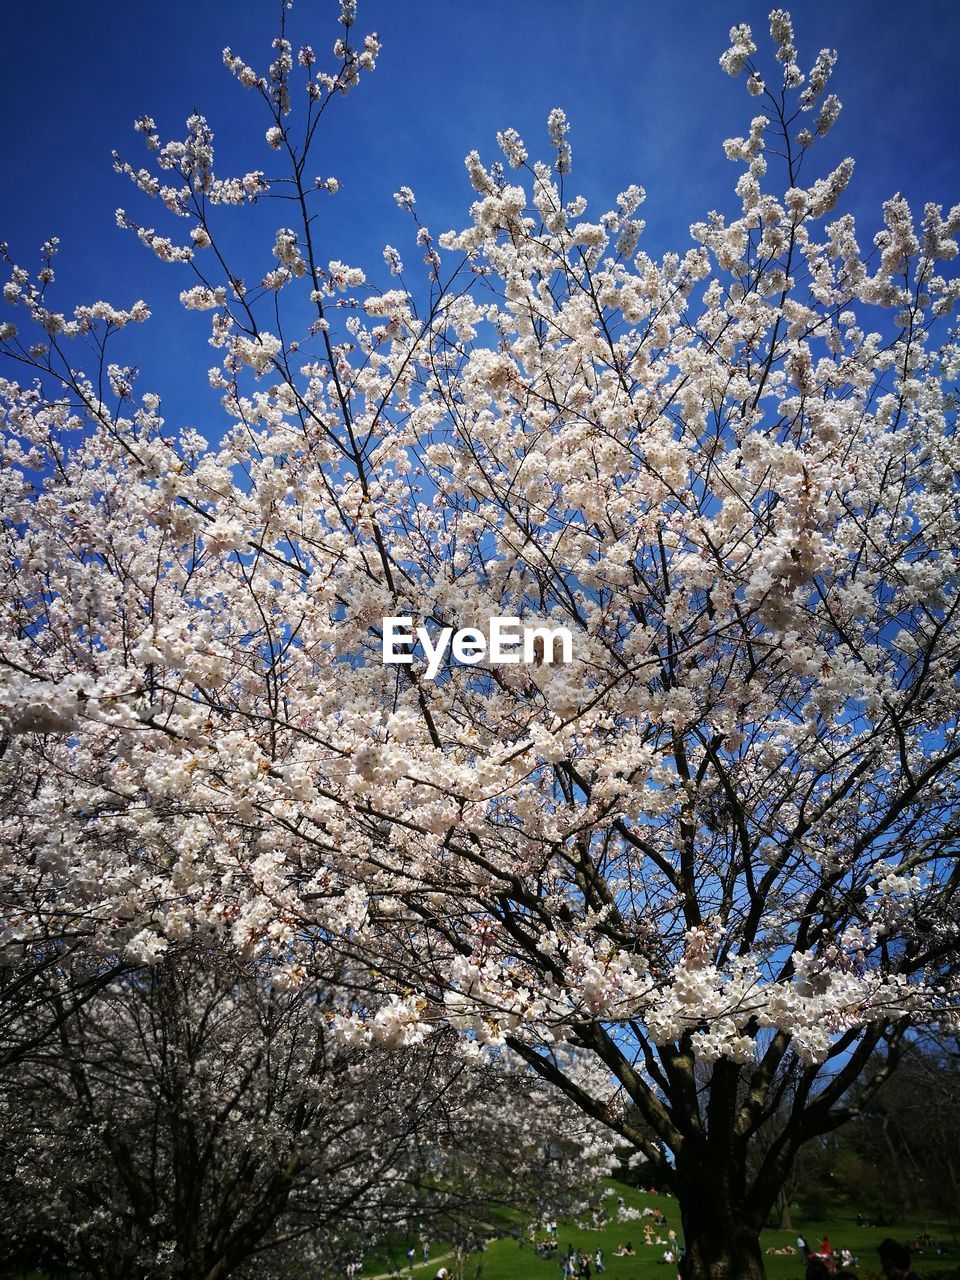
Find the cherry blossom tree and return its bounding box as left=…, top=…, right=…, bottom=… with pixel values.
left=2, top=5, right=960, bottom=1277
left=0, top=946, right=614, bottom=1279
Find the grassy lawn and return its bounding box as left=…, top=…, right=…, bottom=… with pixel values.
left=8, top=1182, right=958, bottom=1278
left=368, top=1181, right=959, bottom=1280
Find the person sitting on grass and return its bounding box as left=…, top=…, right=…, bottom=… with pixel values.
left=877, top=1238, right=920, bottom=1280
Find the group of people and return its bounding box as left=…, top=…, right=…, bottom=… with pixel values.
left=533, top=1197, right=682, bottom=1275
left=798, top=1235, right=922, bottom=1280
left=559, top=1243, right=605, bottom=1277
left=559, top=1230, right=924, bottom=1280
left=380, top=1223, right=929, bottom=1280
left=796, top=1234, right=858, bottom=1278
left=912, top=1230, right=948, bottom=1257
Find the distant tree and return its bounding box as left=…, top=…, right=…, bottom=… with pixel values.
left=842, top=1040, right=960, bottom=1226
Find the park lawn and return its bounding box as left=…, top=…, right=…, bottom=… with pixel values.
left=371, top=1180, right=959, bottom=1280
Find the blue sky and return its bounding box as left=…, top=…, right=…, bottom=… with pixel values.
left=1, top=1, right=958, bottom=436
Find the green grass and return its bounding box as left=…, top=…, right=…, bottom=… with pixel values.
left=11, top=1180, right=955, bottom=1279
left=370, top=1181, right=959, bottom=1280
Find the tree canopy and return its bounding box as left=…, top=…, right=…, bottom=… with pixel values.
left=2, top=6, right=959, bottom=1278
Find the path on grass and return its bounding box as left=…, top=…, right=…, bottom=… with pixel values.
left=363, top=1215, right=504, bottom=1280
left=366, top=1247, right=458, bottom=1279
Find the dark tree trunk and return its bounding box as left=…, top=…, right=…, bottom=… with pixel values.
left=676, top=1151, right=767, bottom=1280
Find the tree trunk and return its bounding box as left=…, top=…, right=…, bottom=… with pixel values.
left=676, top=1154, right=767, bottom=1280
left=777, top=1190, right=793, bottom=1232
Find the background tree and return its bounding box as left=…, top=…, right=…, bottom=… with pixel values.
left=840, top=1039, right=960, bottom=1229
left=2, top=6, right=960, bottom=1278
left=0, top=946, right=614, bottom=1279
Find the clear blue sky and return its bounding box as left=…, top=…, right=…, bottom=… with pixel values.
left=1, top=1, right=958, bottom=435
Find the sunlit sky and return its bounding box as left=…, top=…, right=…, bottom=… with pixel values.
left=2, top=1, right=958, bottom=434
